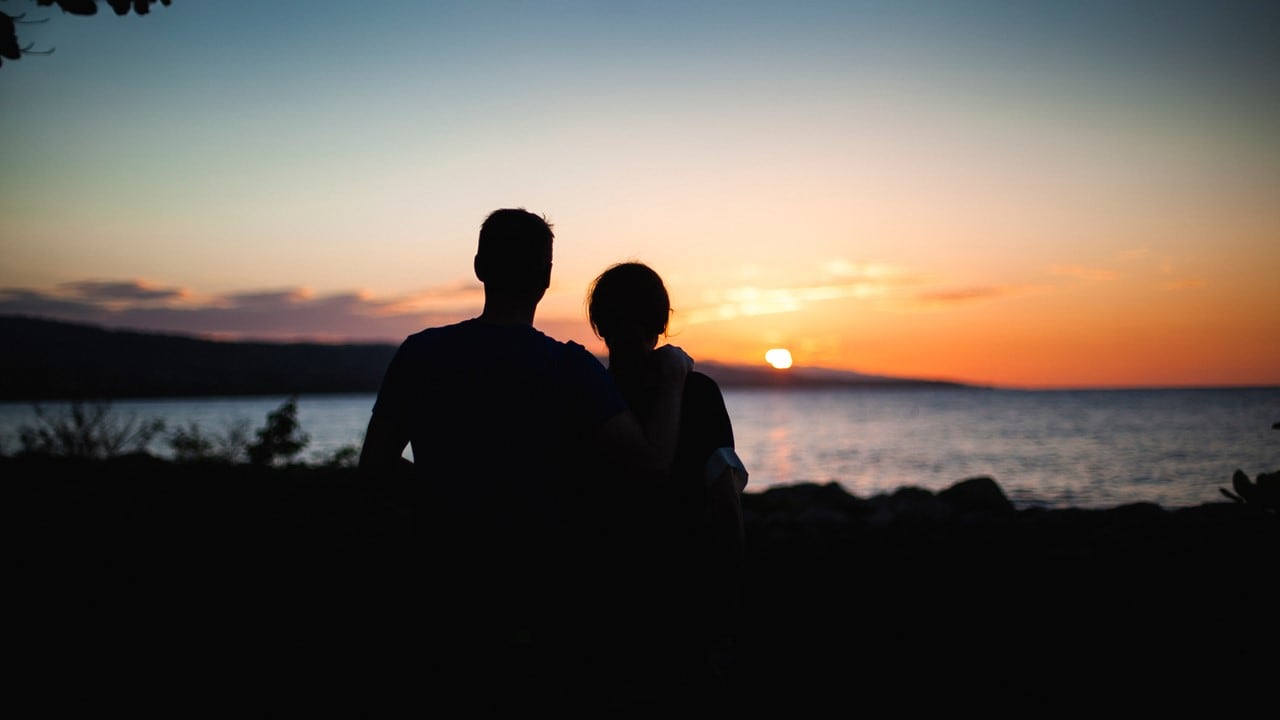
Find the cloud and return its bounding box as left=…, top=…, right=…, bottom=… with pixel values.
left=0, top=278, right=486, bottom=343
left=672, top=261, right=1017, bottom=324
left=373, top=281, right=484, bottom=316
left=0, top=289, right=108, bottom=324
left=219, top=289, right=313, bottom=309
left=912, top=285, right=1030, bottom=307
left=59, top=279, right=187, bottom=303
left=679, top=281, right=892, bottom=325
left=0, top=265, right=1038, bottom=341
left=822, top=260, right=901, bottom=280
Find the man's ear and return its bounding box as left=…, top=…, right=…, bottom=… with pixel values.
left=474, top=254, right=488, bottom=283
left=540, top=261, right=553, bottom=290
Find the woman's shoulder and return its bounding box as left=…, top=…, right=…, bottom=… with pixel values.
left=683, top=371, right=729, bottom=417
left=685, top=370, right=724, bottom=395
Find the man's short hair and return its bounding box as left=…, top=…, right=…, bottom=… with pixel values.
left=475, top=208, right=554, bottom=293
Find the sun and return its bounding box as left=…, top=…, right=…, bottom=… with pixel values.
left=765, top=348, right=793, bottom=370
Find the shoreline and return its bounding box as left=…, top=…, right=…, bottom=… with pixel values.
left=5, top=455, right=1276, bottom=707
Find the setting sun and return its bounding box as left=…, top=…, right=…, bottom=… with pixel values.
left=765, top=348, right=793, bottom=370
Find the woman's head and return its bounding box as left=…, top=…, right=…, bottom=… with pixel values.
left=588, top=262, right=670, bottom=352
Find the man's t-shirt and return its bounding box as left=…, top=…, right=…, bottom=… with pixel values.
left=371, top=319, right=627, bottom=636
left=374, top=319, right=624, bottom=479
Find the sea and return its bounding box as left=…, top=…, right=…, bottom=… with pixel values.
left=2, top=387, right=1277, bottom=510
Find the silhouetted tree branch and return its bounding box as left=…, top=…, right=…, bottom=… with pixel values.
left=1, top=0, right=171, bottom=69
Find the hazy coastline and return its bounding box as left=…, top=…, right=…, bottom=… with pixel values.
left=0, top=315, right=965, bottom=402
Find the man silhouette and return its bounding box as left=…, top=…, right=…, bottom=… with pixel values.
left=359, top=208, right=689, bottom=706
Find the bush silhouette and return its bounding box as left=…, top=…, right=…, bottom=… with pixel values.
left=247, top=397, right=309, bottom=467
left=167, top=418, right=252, bottom=464
left=18, top=400, right=164, bottom=458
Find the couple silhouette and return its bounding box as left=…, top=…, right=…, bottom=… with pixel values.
left=359, top=208, right=747, bottom=710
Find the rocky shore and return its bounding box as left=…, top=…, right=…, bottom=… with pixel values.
left=4, top=455, right=1275, bottom=709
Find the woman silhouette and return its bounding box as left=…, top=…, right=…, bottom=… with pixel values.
left=587, top=261, right=747, bottom=706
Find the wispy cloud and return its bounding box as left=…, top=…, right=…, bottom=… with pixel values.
left=671, top=258, right=1046, bottom=324
left=680, top=282, right=894, bottom=325
left=0, top=278, right=485, bottom=342
left=670, top=259, right=914, bottom=325
left=822, top=260, right=901, bottom=280
left=59, top=279, right=188, bottom=304
left=911, top=285, right=1033, bottom=307
left=373, top=281, right=484, bottom=316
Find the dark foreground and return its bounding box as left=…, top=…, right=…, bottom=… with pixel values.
left=4, top=455, right=1276, bottom=711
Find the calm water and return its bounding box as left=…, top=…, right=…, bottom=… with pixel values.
left=2, top=387, right=1277, bottom=510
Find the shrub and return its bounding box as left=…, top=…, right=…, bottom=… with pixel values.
left=214, top=418, right=252, bottom=464
left=18, top=400, right=165, bottom=459
left=1219, top=423, right=1279, bottom=512
left=167, top=418, right=252, bottom=464
left=169, top=421, right=215, bottom=462
left=247, top=397, right=309, bottom=467
left=317, top=444, right=360, bottom=468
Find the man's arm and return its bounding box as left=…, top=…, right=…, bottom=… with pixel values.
left=643, top=344, right=692, bottom=470
left=358, top=412, right=412, bottom=485
left=594, top=344, right=691, bottom=482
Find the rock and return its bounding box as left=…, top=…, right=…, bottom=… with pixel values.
left=938, top=476, right=1015, bottom=517
left=876, top=486, right=949, bottom=521
left=744, top=481, right=869, bottom=518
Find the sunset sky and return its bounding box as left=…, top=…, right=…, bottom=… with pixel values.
left=2, top=1, right=1278, bottom=388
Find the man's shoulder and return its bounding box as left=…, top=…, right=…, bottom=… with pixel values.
left=389, top=322, right=460, bottom=360
left=551, top=339, right=611, bottom=382
left=517, top=328, right=600, bottom=364
left=407, top=319, right=474, bottom=339
left=554, top=337, right=596, bottom=357
left=397, top=321, right=603, bottom=374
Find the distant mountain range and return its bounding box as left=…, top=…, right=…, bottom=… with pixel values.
left=691, top=360, right=965, bottom=389
left=0, top=315, right=965, bottom=400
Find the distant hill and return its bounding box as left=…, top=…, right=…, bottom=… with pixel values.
left=0, top=316, right=396, bottom=401
left=0, top=316, right=965, bottom=400
left=694, top=361, right=966, bottom=389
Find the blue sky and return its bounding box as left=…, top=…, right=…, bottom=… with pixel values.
left=2, top=1, right=1278, bottom=386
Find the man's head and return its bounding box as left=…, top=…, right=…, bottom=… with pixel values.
left=474, top=209, right=554, bottom=297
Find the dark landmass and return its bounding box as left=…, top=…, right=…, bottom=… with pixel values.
left=4, top=456, right=1274, bottom=709
left=0, top=315, right=396, bottom=400
left=695, top=359, right=968, bottom=390
left=0, top=315, right=965, bottom=400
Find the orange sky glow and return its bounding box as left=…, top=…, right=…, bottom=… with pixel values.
left=2, top=2, right=1278, bottom=389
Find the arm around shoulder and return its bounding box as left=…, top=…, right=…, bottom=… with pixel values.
left=592, top=344, right=693, bottom=484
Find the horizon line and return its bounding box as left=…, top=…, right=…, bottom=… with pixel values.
left=4, top=313, right=1278, bottom=393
